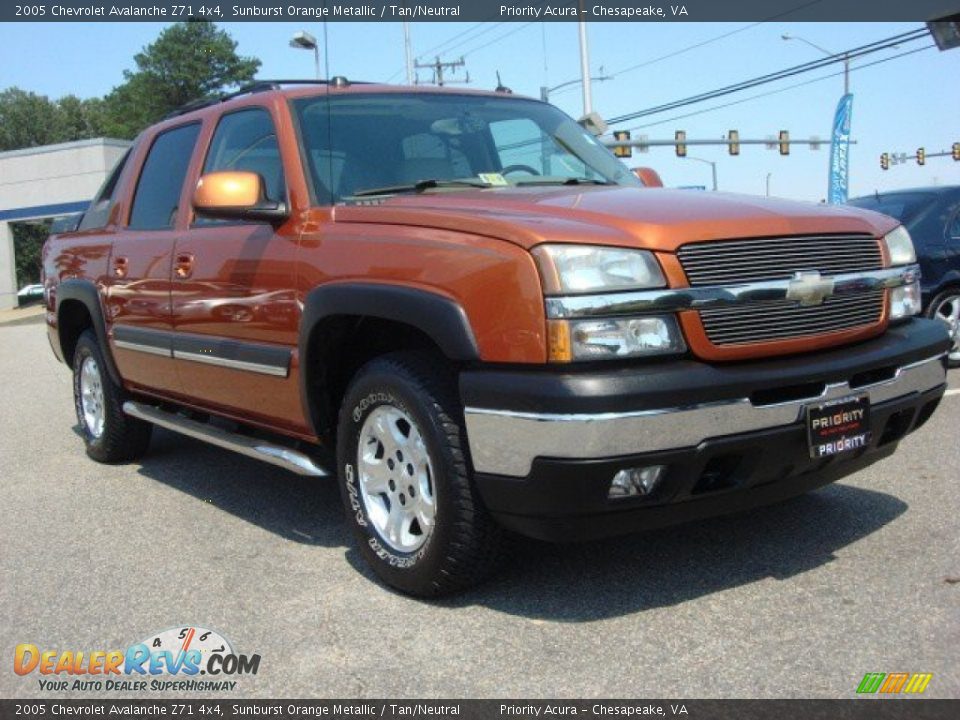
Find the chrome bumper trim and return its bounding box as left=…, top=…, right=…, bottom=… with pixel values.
left=463, top=353, right=946, bottom=477
left=545, top=264, right=919, bottom=319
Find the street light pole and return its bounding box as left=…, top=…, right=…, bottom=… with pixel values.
left=685, top=156, right=718, bottom=191
left=766, top=172, right=772, bottom=196
left=540, top=75, right=612, bottom=103
left=782, top=33, right=849, bottom=94
left=290, top=31, right=320, bottom=80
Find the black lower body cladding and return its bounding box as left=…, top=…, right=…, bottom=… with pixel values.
left=459, top=319, right=951, bottom=542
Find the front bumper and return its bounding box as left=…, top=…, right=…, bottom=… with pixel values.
left=461, top=319, right=950, bottom=541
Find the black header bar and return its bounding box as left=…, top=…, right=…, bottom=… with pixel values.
left=3, top=0, right=960, bottom=23
left=0, top=700, right=958, bottom=719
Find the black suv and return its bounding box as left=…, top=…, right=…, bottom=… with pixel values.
left=849, top=186, right=960, bottom=366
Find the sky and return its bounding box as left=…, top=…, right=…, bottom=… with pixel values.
left=1, top=20, right=959, bottom=201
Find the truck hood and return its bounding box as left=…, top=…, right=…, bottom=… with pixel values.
left=331, top=185, right=898, bottom=252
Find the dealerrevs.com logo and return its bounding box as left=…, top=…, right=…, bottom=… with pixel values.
left=14, top=626, right=261, bottom=692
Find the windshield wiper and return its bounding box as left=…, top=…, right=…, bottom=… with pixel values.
left=350, top=178, right=491, bottom=197
left=514, top=177, right=614, bottom=187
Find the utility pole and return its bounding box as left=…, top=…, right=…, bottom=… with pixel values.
left=414, top=56, right=469, bottom=87
left=403, top=23, right=414, bottom=85
left=578, top=17, right=593, bottom=115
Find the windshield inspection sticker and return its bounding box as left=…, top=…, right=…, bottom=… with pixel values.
left=478, top=173, right=509, bottom=186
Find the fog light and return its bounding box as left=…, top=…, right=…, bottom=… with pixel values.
left=609, top=465, right=666, bottom=498
left=890, top=280, right=921, bottom=320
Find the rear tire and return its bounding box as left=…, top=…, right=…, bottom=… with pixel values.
left=72, top=329, right=152, bottom=463
left=336, top=351, right=504, bottom=597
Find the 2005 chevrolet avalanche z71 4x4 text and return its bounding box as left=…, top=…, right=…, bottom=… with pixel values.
left=43, top=80, right=951, bottom=595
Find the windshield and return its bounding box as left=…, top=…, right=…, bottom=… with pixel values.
left=292, top=93, right=640, bottom=203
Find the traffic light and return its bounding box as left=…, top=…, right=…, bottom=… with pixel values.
left=613, top=130, right=632, bottom=158
left=779, top=130, right=790, bottom=156
left=880, top=153, right=890, bottom=171
left=917, top=147, right=925, bottom=165
left=675, top=130, right=687, bottom=157
left=728, top=130, right=740, bottom=156
left=952, top=142, right=960, bottom=161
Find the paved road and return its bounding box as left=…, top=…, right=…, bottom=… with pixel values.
left=1, top=315, right=957, bottom=699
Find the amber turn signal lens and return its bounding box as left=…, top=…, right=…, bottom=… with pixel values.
left=547, top=319, right=572, bottom=363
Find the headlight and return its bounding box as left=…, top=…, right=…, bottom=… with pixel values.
left=532, top=244, right=666, bottom=294
left=881, top=226, right=916, bottom=266
left=548, top=315, right=686, bottom=361
left=889, top=280, right=921, bottom=320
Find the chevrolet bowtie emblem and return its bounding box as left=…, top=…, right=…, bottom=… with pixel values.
left=786, top=271, right=835, bottom=306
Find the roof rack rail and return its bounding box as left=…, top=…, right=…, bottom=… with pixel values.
left=163, top=77, right=371, bottom=119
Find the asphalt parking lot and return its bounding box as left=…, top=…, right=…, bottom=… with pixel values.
left=1, top=312, right=957, bottom=699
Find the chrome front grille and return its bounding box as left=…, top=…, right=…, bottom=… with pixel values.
left=678, top=235, right=885, bottom=346
left=699, top=290, right=885, bottom=345
left=677, top=234, right=883, bottom=286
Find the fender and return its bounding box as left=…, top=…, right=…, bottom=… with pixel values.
left=55, top=278, right=122, bottom=386
left=298, top=283, right=480, bottom=435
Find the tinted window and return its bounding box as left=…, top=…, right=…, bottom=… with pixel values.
left=293, top=94, right=639, bottom=203
left=79, top=149, right=130, bottom=231
left=848, top=192, right=940, bottom=227
left=129, top=123, right=201, bottom=230
left=948, top=204, right=960, bottom=239
left=203, top=108, right=285, bottom=205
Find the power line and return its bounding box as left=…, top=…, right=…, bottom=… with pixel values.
left=606, top=0, right=826, bottom=79
left=460, top=21, right=539, bottom=58
left=416, top=22, right=488, bottom=59
left=622, top=43, right=937, bottom=132
left=607, top=28, right=929, bottom=125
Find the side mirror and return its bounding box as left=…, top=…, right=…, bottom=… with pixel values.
left=631, top=167, right=664, bottom=188
left=193, top=171, right=288, bottom=223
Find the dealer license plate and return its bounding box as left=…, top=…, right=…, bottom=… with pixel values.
left=806, top=394, right=871, bottom=458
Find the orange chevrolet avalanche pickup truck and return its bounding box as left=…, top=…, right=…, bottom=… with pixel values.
left=43, top=80, right=950, bottom=595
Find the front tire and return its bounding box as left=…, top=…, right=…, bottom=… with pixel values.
left=72, top=329, right=152, bottom=463
left=336, top=351, right=504, bottom=597
left=926, top=288, right=960, bottom=368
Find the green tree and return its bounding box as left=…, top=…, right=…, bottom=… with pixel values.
left=101, top=21, right=260, bottom=138
left=0, top=88, right=108, bottom=151
left=13, top=222, right=50, bottom=289
left=0, top=88, right=61, bottom=150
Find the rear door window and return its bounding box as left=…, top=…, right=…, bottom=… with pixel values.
left=79, top=149, right=130, bottom=231
left=128, top=123, right=201, bottom=230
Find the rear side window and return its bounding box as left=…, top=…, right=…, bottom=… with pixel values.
left=78, top=149, right=130, bottom=231
left=203, top=108, right=285, bottom=204
left=129, top=123, right=201, bottom=230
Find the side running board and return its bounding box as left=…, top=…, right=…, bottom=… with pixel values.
left=122, top=401, right=330, bottom=477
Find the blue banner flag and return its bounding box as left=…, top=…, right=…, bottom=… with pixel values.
left=828, top=93, right=854, bottom=204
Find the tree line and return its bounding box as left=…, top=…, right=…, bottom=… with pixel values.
left=3, top=21, right=261, bottom=293
left=0, top=21, right=261, bottom=150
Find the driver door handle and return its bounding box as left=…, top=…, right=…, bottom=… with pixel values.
left=174, top=252, right=194, bottom=279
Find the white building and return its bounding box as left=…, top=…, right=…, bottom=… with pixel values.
left=0, top=138, right=131, bottom=310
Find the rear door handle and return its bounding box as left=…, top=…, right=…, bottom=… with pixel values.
left=112, top=256, right=128, bottom=278
left=174, top=253, right=194, bottom=279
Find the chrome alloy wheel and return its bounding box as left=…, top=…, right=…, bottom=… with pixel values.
left=357, top=405, right=436, bottom=553
left=933, top=293, right=960, bottom=363
left=79, top=355, right=106, bottom=438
